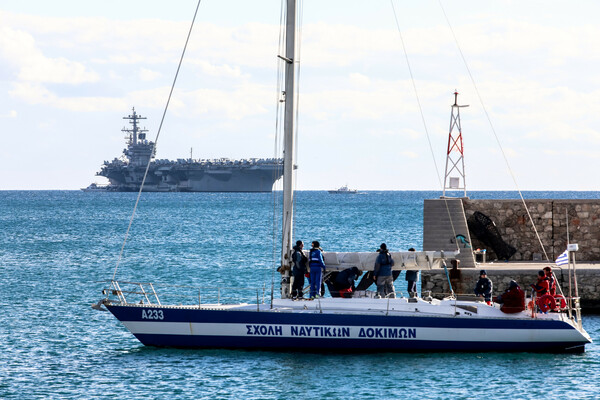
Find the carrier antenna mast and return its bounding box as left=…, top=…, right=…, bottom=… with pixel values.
left=442, top=91, right=469, bottom=198
left=122, top=107, right=148, bottom=146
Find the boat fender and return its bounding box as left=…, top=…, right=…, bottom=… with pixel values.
left=537, top=294, right=556, bottom=313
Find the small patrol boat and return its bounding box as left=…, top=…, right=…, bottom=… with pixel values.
left=328, top=185, right=358, bottom=194
left=95, top=0, right=591, bottom=353
left=81, top=182, right=111, bottom=192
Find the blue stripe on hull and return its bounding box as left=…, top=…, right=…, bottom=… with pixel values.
left=106, top=305, right=588, bottom=353
left=132, top=333, right=586, bottom=353
left=107, top=305, right=571, bottom=330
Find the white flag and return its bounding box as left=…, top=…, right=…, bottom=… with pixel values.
left=555, top=249, right=569, bottom=266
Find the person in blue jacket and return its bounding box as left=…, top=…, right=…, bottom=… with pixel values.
left=374, top=243, right=395, bottom=298
left=309, top=241, right=326, bottom=299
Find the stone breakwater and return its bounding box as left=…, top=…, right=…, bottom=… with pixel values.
left=462, top=199, right=600, bottom=262
left=421, top=264, right=600, bottom=312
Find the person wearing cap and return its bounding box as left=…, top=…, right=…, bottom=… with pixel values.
left=308, top=241, right=326, bottom=299
left=474, top=270, right=493, bottom=305
left=374, top=243, right=396, bottom=298
left=543, top=266, right=556, bottom=296
left=291, top=240, right=308, bottom=299
left=494, top=280, right=525, bottom=313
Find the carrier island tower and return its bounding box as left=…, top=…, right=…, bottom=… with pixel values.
left=96, top=109, right=283, bottom=192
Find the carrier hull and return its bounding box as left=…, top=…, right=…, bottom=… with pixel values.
left=99, top=162, right=283, bottom=192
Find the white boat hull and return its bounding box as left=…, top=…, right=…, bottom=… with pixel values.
left=104, top=297, right=591, bottom=353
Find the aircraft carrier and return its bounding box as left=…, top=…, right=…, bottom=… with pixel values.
left=93, top=108, right=283, bottom=192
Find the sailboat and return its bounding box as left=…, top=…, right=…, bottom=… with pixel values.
left=95, top=0, right=591, bottom=352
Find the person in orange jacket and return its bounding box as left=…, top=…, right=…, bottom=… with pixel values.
left=531, top=270, right=549, bottom=296
left=543, top=266, right=556, bottom=296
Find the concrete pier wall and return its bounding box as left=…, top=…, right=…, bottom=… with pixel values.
left=462, top=199, right=600, bottom=262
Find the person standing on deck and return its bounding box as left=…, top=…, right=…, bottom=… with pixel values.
left=405, top=248, right=418, bottom=297
left=291, top=240, right=308, bottom=299
left=374, top=243, right=395, bottom=298
left=474, top=270, right=493, bottom=305
left=309, top=241, right=326, bottom=299
left=543, top=266, right=556, bottom=296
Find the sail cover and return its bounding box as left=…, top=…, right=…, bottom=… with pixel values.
left=311, top=251, right=458, bottom=271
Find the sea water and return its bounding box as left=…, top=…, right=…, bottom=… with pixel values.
left=1, top=190, right=599, bottom=399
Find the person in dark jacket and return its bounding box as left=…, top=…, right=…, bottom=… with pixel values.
left=291, top=240, right=308, bottom=299
left=531, top=270, right=549, bottom=297
left=494, top=280, right=525, bottom=313
left=543, top=266, right=556, bottom=296
left=474, top=270, right=493, bottom=305
left=332, top=267, right=362, bottom=298
left=374, top=243, right=395, bottom=298
left=309, top=241, right=326, bottom=299
left=405, top=248, right=418, bottom=297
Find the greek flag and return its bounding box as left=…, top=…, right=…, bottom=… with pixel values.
left=555, top=249, right=569, bottom=266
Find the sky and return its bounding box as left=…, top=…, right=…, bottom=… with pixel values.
left=1, top=0, right=599, bottom=191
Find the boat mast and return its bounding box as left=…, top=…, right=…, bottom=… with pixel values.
left=280, top=0, right=297, bottom=298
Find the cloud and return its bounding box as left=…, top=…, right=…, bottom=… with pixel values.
left=399, top=151, right=419, bottom=159
left=182, top=83, right=272, bottom=120
left=121, top=83, right=272, bottom=120
left=187, top=60, right=245, bottom=79
left=9, top=82, right=126, bottom=112
left=0, top=26, right=99, bottom=84
left=1, top=110, right=17, bottom=118
left=139, top=68, right=161, bottom=81
left=348, top=73, right=371, bottom=87
left=299, top=78, right=446, bottom=121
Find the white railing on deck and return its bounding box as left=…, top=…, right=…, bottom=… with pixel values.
left=100, top=280, right=267, bottom=307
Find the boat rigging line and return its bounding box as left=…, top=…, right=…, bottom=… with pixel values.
left=390, top=0, right=460, bottom=256
left=293, top=0, right=304, bottom=232
left=437, top=0, right=549, bottom=261
left=111, top=0, right=203, bottom=281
